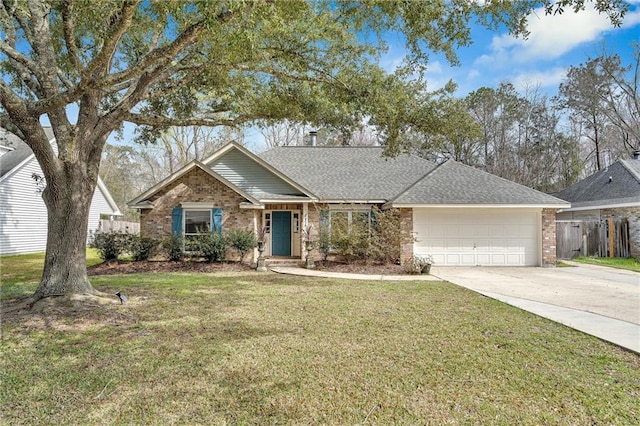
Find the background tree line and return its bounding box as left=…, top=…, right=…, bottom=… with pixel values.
left=103, top=47, right=640, bottom=219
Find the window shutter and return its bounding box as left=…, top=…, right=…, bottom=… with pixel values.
left=172, top=207, right=183, bottom=235
left=319, top=210, right=329, bottom=236
left=370, top=209, right=378, bottom=229
left=212, top=208, right=223, bottom=234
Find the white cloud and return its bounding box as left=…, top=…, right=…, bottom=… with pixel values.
left=621, top=8, right=640, bottom=27
left=490, top=4, right=615, bottom=63
left=510, top=67, right=568, bottom=91
left=420, top=60, right=453, bottom=90
left=425, top=60, right=443, bottom=74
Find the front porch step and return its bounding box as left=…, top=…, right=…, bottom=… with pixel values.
left=264, top=258, right=303, bottom=269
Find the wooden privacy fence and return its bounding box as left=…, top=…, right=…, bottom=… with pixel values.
left=98, top=219, right=140, bottom=235
left=556, top=217, right=630, bottom=259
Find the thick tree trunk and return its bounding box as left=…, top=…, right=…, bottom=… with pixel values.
left=33, top=167, right=98, bottom=299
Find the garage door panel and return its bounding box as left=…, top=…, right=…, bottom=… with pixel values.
left=444, top=240, right=459, bottom=250
left=459, top=224, right=483, bottom=237
left=413, top=208, right=540, bottom=266
left=506, top=253, right=522, bottom=264
left=447, top=224, right=463, bottom=237
left=460, top=254, right=476, bottom=265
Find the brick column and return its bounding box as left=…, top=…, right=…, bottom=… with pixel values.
left=541, top=208, right=557, bottom=267
left=399, top=208, right=414, bottom=266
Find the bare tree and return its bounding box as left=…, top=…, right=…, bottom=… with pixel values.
left=259, top=121, right=306, bottom=148
left=596, top=46, right=640, bottom=155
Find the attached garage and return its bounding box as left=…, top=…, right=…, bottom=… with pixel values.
left=413, top=208, right=541, bottom=266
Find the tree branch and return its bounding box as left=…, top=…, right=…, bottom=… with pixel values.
left=82, top=0, right=141, bottom=80
left=26, top=0, right=59, bottom=97
left=121, top=111, right=257, bottom=128
left=0, top=81, right=60, bottom=178
left=61, top=0, right=84, bottom=72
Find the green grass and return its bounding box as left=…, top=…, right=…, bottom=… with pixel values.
left=570, top=256, right=640, bottom=272
left=0, top=250, right=102, bottom=299
left=1, top=263, right=639, bottom=424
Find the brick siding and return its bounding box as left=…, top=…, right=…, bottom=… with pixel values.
left=140, top=167, right=255, bottom=260
left=541, top=208, right=557, bottom=266
left=399, top=208, right=413, bottom=266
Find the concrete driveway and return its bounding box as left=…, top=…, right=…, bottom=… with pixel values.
left=431, top=263, right=639, bottom=352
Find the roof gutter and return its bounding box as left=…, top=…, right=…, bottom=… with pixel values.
left=558, top=200, right=640, bottom=212
left=388, top=203, right=571, bottom=209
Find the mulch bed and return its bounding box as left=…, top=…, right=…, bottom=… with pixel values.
left=87, top=260, right=254, bottom=276
left=87, top=259, right=409, bottom=276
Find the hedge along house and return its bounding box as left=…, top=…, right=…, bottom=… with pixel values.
left=129, top=141, right=570, bottom=266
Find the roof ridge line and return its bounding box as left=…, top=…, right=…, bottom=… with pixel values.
left=387, top=158, right=446, bottom=204
left=620, top=159, right=640, bottom=184
left=272, top=145, right=382, bottom=148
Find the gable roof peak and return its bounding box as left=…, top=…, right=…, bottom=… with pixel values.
left=620, top=159, right=640, bottom=184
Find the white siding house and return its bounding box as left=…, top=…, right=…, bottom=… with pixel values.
left=0, top=128, right=121, bottom=255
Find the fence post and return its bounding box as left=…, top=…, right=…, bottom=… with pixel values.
left=608, top=217, right=615, bottom=258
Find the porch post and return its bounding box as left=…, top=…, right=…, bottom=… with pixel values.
left=302, top=203, right=309, bottom=229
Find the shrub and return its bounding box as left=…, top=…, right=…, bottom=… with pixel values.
left=89, top=231, right=128, bottom=261
left=368, top=208, right=414, bottom=264
left=194, top=231, right=228, bottom=262
left=129, top=236, right=159, bottom=261
left=404, top=254, right=434, bottom=274
left=163, top=234, right=184, bottom=261
left=329, top=211, right=370, bottom=262
left=227, top=228, right=257, bottom=263
left=318, top=229, right=331, bottom=262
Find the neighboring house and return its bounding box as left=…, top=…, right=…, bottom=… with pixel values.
left=129, top=141, right=569, bottom=267
left=555, top=153, right=640, bottom=258
left=0, top=128, right=122, bottom=256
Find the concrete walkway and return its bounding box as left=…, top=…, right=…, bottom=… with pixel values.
left=270, top=266, right=439, bottom=281
left=271, top=264, right=639, bottom=354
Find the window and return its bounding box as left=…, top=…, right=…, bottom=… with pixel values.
left=293, top=213, right=300, bottom=233
left=320, top=208, right=375, bottom=247
left=171, top=207, right=223, bottom=250
left=185, top=210, right=210, bottom=235
left=264, top=213, right=271, bottom=234
left=324, top=210, right=372, bottom=232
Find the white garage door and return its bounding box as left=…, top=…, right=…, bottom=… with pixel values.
left=413, top=208, right=540, bottom=266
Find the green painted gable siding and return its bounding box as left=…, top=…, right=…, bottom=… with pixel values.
left=208, top=149, right=303, bottom=197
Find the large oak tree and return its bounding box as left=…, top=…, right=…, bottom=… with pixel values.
left=0, top=0, right=627, bottom=301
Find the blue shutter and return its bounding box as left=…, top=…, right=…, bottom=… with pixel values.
left=370, top=209, right=378, bottom=229
left=319, top=210, right=329, bottom=236
left=212, top=208, right=223, bottom=234
left=172, top=207, right=183, bottom=235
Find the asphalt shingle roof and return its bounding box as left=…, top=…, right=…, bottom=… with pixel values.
left=258, top=146, right=437, bottom=201
left=0, top=128, right=55, bottom=177
left=554, top=159, right=640, bottom=208
left=393, top=159, right=569, bottom=206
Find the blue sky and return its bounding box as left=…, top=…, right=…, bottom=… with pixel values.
left=379, top=1, right=640, bottom=98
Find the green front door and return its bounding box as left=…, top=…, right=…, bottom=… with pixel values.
left=272, top=211, right=291, bottom=256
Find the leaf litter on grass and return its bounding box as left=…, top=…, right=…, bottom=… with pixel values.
left=1, top=273, right=639, bottom=425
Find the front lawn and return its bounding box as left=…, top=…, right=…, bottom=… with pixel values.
left=0, top=249, right=103, bottom=299
left=1, top=258, right=639, bottom=424
left=570, top=256, right=640, bottom=272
